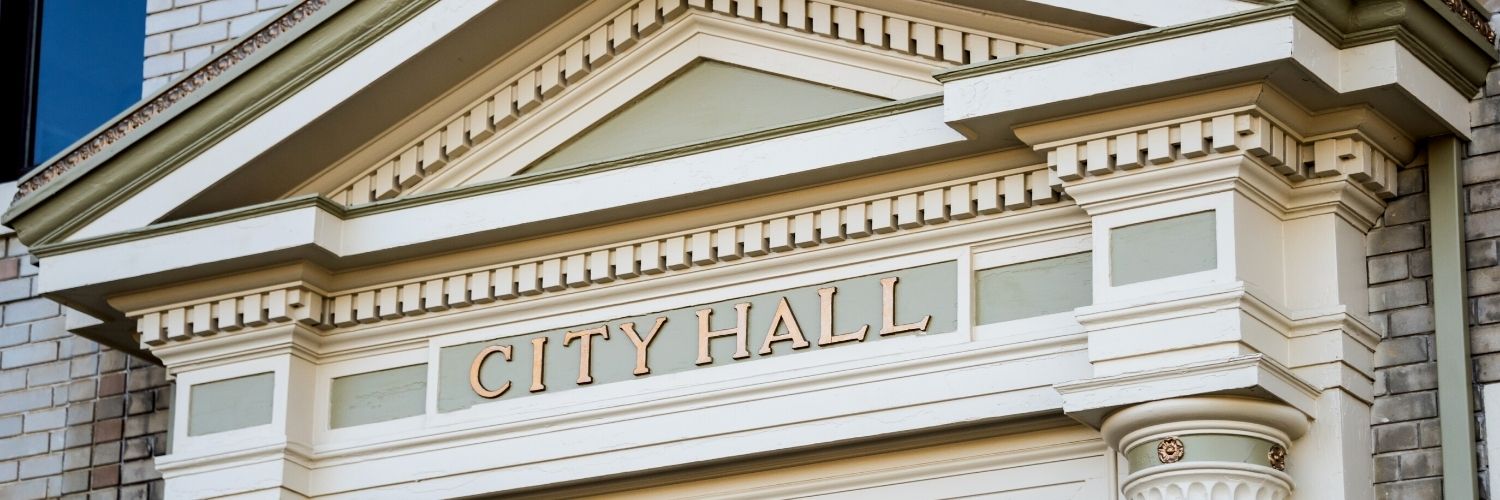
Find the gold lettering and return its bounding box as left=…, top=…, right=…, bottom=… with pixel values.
left=880, top=276, right=930, bottom=335
left=468, top=345, right=512, bottom=398
left=759, top=297, right=809, bottom=355
left=620, top=317, right=667, bottom=375
left=563, top=326, right=609, bottom=384
left=817, top=286, right=868, bottom=345
left=697, top=302, right=751, bottom=365
left=529, top=336, right=548, bottom=392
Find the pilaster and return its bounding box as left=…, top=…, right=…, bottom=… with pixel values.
left=1030, top=86, right=1396, bottom=498
left=152, top=324, right=319, bottom=499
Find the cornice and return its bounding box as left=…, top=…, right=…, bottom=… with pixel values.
left=127, top=163, right=1061, bottom=349
left=4, top=0, right=440, bottom=246
left=934, top=1, right=1489, bottom=99
left=1035, top=108, right=1402, bottom=224
left=29, top=95, right=941, bottom=259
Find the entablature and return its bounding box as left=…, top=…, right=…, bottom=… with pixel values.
left=123, top=159, right=1068, bottom=358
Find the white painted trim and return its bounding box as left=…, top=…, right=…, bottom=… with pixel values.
left=972, top=231, right=1091, bottom=269
left=310, top=352, right=1088, bottom=497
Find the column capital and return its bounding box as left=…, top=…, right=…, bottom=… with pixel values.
left=1100, top=396, right=1310, bottom=500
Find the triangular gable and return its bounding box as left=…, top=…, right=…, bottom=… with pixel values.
left=524, top=61, right=887, bottom=174
left=305, top=0, right=1064, bottom=208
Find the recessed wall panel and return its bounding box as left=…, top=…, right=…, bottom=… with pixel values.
left=188, top=372, right=274, bottom=436
left=976, top=252, right=1092, bottom=324
left=1111, top=211, right=1217, bottom=285
left=330, top=364, right=427, bottom=429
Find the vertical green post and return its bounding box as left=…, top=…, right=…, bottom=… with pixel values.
left=1429, top=136, right=1478, bottom=500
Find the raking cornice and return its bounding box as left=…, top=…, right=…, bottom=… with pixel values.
left=2, top=0, right=439, bottom=246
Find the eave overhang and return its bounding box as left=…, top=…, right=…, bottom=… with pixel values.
left=936, top=1, right=1493, bottom=144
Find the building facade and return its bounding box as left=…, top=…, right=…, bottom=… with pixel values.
left=5, top=0, right=1500, bottom=498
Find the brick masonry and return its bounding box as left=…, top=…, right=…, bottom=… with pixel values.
left=1367, top=6, right=1500, bottom=499
left=142, top=0, right=294, bottom=97
left=0, top=234, right=172, bottom=500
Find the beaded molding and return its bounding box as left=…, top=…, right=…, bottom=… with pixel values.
left=1440, top=0, right=1496, bottom=44
left=15, top=0, right=330, bottom=201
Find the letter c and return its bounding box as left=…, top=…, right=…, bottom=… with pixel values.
left=469, top=345, right=512, bottom=398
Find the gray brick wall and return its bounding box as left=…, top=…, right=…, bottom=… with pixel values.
left=1368, top=159, right=1446, bottom=499
left=1368, top=7, right=1500, bottom=498
left=0, top=235, right=172, bottom=500
left=1470, top=58, right=1500, bottom=500
left=142, top=0, right=294, bottom=97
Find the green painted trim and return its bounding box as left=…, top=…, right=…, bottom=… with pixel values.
left=1429, top=136, right=1480, bottom=500
left=1123, top=434, right=1280, bottom=474
left=932, top=1, right=1486, bottom=98
left=5, top=0, right=441, bottom=246
left=29, top=95, right=942, bottom=258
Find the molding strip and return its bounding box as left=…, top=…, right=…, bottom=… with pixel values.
left=1038, top=110, right=1401, bottom=200
left=1439, top=0, right=1496, bottom=43
left=131, top=164, right=1061, bottom=347
left=15, top=0, right=330, bottom=201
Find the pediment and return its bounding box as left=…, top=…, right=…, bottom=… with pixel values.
left=296, top=0, right=1067, bottom=208
left=523, top=60, right=887, bottom=175
left=8, top=0, right=1117, bottom=248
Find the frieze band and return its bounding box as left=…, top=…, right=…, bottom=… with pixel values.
left=467, top=275, right=933, bottom=399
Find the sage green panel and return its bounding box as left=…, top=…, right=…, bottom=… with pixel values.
left=1110, top=211, right=1217, bottom=286
left=188, top=372, right=274, bottom=436
left=329, top=364, right=427, bottom=429
left=439, top=261, right=957, bottom=412
left=525, top=60, right=887, bottom=174
left=976, top=252, right=1091, bottom=324
left=1124, top=434, right=1279, bottom=473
